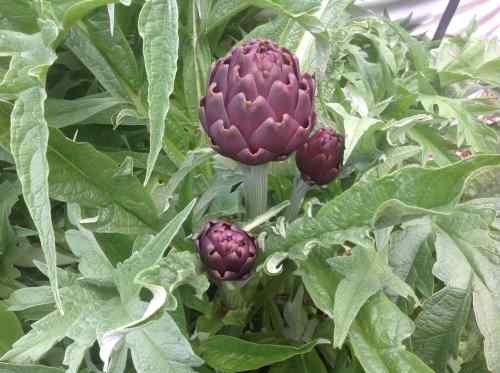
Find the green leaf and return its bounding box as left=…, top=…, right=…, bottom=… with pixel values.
left=0, top=302, right=23, bottom=356
left=0, top=181, right=20, bottom=256
left=6, top=286, right=55, bottom=312
left=326, top=103, right=382, bottom=163
left=472, top=278, right=500, bottom=373
left=412, top=286, right=472, bottom=372
left=0, top=0, right=37, bottom=33
left=1, top=283, right=123, bottom=369
left=433, top=38, right=500, bottom=86
left=45, top=95, right=125, bottom=128
left=406, top=124, right=459, bottom=166
left=126, top=303, right=202, bottom=373
left=372, top=200, right=449, bottom=229
left=411, top=240, right=435, bottom=298
left=0, top=21, right=58, bottom=95
left=268, top=156, right=500, bottom=255
left=328, top=245, right=418, bottom=348
left=138, top=0, right=179, bottom=184
left=135, top=249, right=209, bottom=311
left=84, top=9, right=142, bottom=94
left=297, top=247, right=341, bottom=319
left=64, top=25, right=131, bottom=99
left=0, top=362, right=64, bottom=373
left=388, top=220, right=432, bottom=283
left=114, top=200, right=196, bottom=302
left=10, top=87, right=62, bottom=312
left=433, top=205, right=500, bottom=298
left=65, top=228, right=114, bottom=283
left=159, top=148, right=214, bottom=212
left=47, top=128, right=159, bottom=234
left=420, top=95, right=499, bottom=153
left=269, top=350, right=328, bottom=373
left=349, top=293, right=434, bottom=373
left=198, top=336, right=326, bottom=372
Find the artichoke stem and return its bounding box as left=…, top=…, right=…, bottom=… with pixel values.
left=243, top=163, right=269, bottom=219
left=285, top=175, right=311, bottom=222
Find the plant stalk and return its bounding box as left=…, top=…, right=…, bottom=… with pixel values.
left=285, top=175, right=311, bottom=222
left=242, top=163, right=269, bottom=219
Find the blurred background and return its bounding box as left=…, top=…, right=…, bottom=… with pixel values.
left=356, top=0, right=500, bottom=38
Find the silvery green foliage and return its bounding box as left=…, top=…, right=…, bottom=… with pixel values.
left=1, top=1, right=500, bottom=372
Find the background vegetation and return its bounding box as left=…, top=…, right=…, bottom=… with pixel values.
left=0, top=1, right=500, bottom=373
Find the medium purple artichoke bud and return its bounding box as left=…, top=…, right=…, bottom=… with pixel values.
left=199, top=39, right=316, bottom=165
left=296, top=128, right=345, bottom=185
left=196, top=220, right=258, bottom=281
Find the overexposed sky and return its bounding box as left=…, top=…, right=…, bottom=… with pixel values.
left=357, top=0, right=500, bottom=38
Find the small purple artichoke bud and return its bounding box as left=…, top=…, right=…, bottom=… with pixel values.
left=199, top=39, right=316, bottom=165
left=296, top=128, right=345, bottom=185
left=196, top=220, right=258, bottom=281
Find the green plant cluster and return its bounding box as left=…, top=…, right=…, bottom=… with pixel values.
left=0, top=1, right=500, bottom=373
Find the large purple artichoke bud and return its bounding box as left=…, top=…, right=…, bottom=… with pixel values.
left=199, top=39, right=316, bottom=165
left=196, top=220, right=258, bottom=281
left=296, top=128, right=345, bottom=185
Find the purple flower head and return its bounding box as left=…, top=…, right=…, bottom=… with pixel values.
left=196, top=220, right=258, bottom=281
left=296, top=128, right=345, bottom=185
left=199, top=39, right=316, bottom=165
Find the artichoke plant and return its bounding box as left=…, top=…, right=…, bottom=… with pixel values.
left=199, top=39, right=316, bottom=165
left=196, top=220, right=258, bottom=281
left=296, top=128, right=345, bottom=185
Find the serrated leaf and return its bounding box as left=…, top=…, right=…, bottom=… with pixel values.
left=412, top=286, right=472, bottom=372
left=1, top=283, right=123, bottom=367
left=349, top=293, right=434, bottom=373
left=433, top=37, right=500, bottom=86
left=420, top=95, right=499, bottom=153
left=198, top=336, right=326, bottom=372
left=268, top=156, right=500, bottom=256
left=138, top=0, right=179, bottom=184
left=136, top=250, right=209, bottom=312
left=406, top=124, right=459, bottom=166
left=100, top=248, right=208, bottom=369
left=114, top=200, right=196, bottom=303
left=328, top=245, right=418, bottom=348
left=327, top=103, right=382, bottom=163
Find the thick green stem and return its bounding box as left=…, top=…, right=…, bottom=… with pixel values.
left=285, top=175, right=311, bottom=222
left=242, top=163, right=269, bottom=219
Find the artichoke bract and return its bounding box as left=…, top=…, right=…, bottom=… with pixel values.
left=296, top=128, right=345, bottom=185
left=196, top=220, right=258, bottom=281
left=199, top=39, right=316, bottom=165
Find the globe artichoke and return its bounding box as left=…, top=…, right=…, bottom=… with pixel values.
left=196, top=220, right=258, bottom=281
left=296, top=128, right=345, bottom=185
left=199, top=39, right=316, bottom=165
